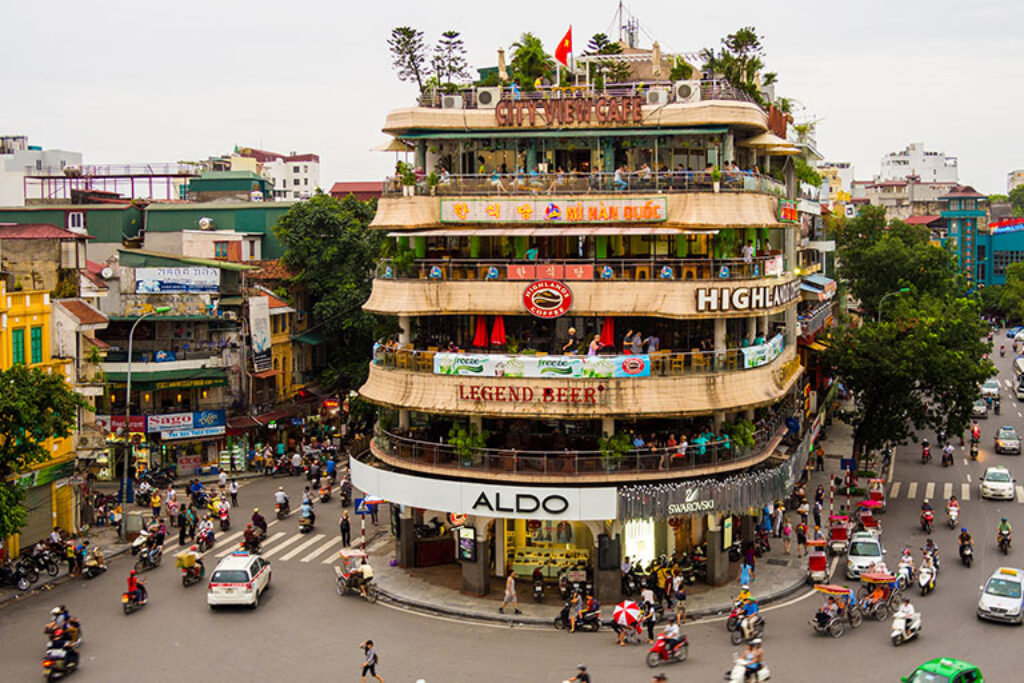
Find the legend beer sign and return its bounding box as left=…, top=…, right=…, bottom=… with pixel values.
left=457, top=383, right=608, bottom=406
left=695, top=281, right=801, bottom=313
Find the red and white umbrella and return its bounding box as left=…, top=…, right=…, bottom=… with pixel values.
left=613, top=600, right=641, bottom=626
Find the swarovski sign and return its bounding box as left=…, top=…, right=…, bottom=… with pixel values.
left=667, top=487, right=715, bottom=515
left=695, top=281, right=801, bottom=313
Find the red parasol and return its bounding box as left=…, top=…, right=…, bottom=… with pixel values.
left=599, top=316, right=615, bottom=347
left=472, top=316, right=488, bottom=348
left=490, top=315, right=507, bottom=345
left=613, top=600, right=641, bottom=626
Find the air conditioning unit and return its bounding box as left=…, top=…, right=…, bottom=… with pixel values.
left=476, top=87, right=501, bottom=109
left=673, top=80, right=702, bottom=104
left=441, top=95, right=464, bottom=110
left=646, top=88, right=670, bottom=106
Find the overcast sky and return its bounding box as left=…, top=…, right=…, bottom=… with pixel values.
left=4, top=0, right=1021, bottom=194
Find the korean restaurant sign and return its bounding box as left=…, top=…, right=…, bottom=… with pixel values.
left=440, top=198, right=667, bottom=224
left=695, top=281, right=801, bottom=313
left=494, top=96, right=645, bottom=128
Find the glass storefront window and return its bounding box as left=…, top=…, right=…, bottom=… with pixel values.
left=624, top=519, right=656, bottom=566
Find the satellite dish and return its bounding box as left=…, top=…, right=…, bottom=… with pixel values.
left=101, top=267, right=114, bottom=279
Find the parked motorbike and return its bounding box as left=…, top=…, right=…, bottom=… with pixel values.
left=15, top=557, right=40, bottom=584
left=533, top=578, right=545, bottom=603
left=552, top=601, right=601, bottom=631
left=999, top=530, right=1012, bottom=555
left=645, top=633, right=689, bottom=667
left=414, top=517, right=445, bottom=539
left=890, top=610, right=922, bottom=646
left=82, top=549, right=107, bottom=580
left=960, top=542, right=973, bottom=568
left=30, top=548, right=61, bottom=578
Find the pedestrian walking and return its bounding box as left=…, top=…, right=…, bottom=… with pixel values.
left=566, top=664, right=591, bottom=682
left=359, top=639, right=383, bottom=683
left=498, top=568, right=522, bottom=614
left=150, top=490, right=162, bottom=520
left=813, top=500, right=823, bottom=529
left=177, top=508, right=188, bottom=545
left=796, top=522, right=808, bottom=557
left=370, top=502, right=380, bottom=525
left=782, top=520, right=793, bottom=555
left=218, top=469, right=227, bottom=491
left=814, top=484, right=824, bottom=506
left=672, top=572, right=687, bottom=623
left=641, top=600, right=657, bottom=643
left=262, top=444, right=273, bottom=475
left=739, top=560, right=752, bottom=585
left=772, top=503, right=783, bottom=538
left=815, top=445, right=826, bottom=471
left=229, top=479, right=239, bottom=506
left=340, top=510, right=351, bottom=547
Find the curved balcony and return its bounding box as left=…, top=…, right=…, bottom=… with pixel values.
left=364, top=274, right=801, bottom=319
left=368, top=414, right=788, bottom=484
left=359, top=343, right=801, bottom=418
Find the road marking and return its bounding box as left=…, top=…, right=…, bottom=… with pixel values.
left=259, top=533, right=306, bottom=559
left=200, top=530, right=244, bottom=557
left=963, top=459, right=969, bottom=466
left=1019, top=412, right=1023, bottom=418
left=961, top=483, right=971, bottom=501
left=925, top=482, right=935, bottom=500
left=943, top=482, right=953, bottom=500
left=890, top=482, right=902, bottom=498
left=1017, top=486, right=1024, bottom=504
left=1005, top=379, right=1013, bottom=388
left=218, top=531, right=284, bottom=558
left=967, top=474, right=972, bottom=483
left=302, top=536, right=343, bottom=563
left=280, top=533, right=326, bottom=561
left=907, top=482, right=918, bottom=499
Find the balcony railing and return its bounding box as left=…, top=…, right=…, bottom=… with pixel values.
left=415, top=79, right=761, bottom=109
left=377, top=256, right=786, bottom=283
left=382, top=170, right=785, bottom=198
left=372, top=408, right=788, bottom=477
left=373, top=336, right=786, bottom=377
left=799, top=301, right=834, bottom=338
left=102, top=348, right=225, bottom=363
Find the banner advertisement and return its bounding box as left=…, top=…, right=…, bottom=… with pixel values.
left=248, top=297, right=272, bottom=372
left=441, top=197, right=668, bottom=224
left=163, top=426, right=226, bottom=441
left=740, top=334, right=785, bottom=369
left=433, top=353, right=650, bottom=379
left=94, top=414, right=147, bottom=434
left=177, top=454, right=202, bottom=471
left=764, top=256, right=784, bottom=277
left=135, top=267, right=219, bottom=293
left=147, top=410, right=226, bottom=434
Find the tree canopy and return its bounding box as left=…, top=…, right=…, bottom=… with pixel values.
left=701, top=26, right=776, bottom=106
left=826, top=205, right=992, bottom=456
left=1009, top=185, right=1024, bottom=216
left=582, top=33, right=631, bottom=85
left=0, top=365, right=90, bottom=539
left=430, top=30, right=469, bottom=90
left=273, top=192, right=387, bottom=391
left=509, top=32, right=554, bottom=88
left=388, top=27, right=428, bottom=91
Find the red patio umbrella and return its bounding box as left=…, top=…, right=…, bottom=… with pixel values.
left=490, top=315, right=507, bottom=345
left=472, top=316, right=488, bottom=348
left=599, top=316, right=615, bottom=348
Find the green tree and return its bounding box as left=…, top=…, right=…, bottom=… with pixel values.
left=826, top=206, right=992, bottom=458
left=273, top=192, right=387, bottom=391
left=0, top=365, right=90, bottom=539
left=700, top=26, right=776, bottom=106
left=431, top=30, right=469, bottom=89
left=583, top=32, right=631, bottom=85
left=509, top=32, right=554, bottom=89
left=1009, top=186, right=1024, bottom=216
left=388, top=26, right=428, bottom=91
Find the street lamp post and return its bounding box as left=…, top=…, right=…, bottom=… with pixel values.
left=120, top=307, right=171, bottom=542
left=877, top=288, right=911, bottom=323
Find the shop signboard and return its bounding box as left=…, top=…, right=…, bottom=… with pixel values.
left=94, top=414, right=147, bottom=435
left=695, top=281, right=801, bottom=313
left=722, top=517, right=733, bottom=551
left=522, top=280, right=573, bottom=318
left=17, top=460, right=76, bottom=489
left=441, top=197, right=667, bottom=224
left=153, top=350, right=177, bottom=362
left=349, top=457, right=617, bottom=521
left=456, top=526, right=477, bottom=562
left=778, top=199, right=799, bottom=223
left=148, top=410, right=226, bottom=435
left=435, top=352, right=649, bottom=379
left=177, top=454, right=202, bottom=472
left=494, top=95, right=646, bottom=128
left=248, top=297, right=272, bottom=372
left=163, top=426, right=226, bottom=441
left=740, top=334, right=785, bottom=369
left=135, top=267, right=219, bottom=293
left=456, top=383, right=609, bottom=406
left=507, top=264, right=595, bottom=281
left=764, top=256, right=784, bottom=277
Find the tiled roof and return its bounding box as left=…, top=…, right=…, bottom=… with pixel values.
left=904, top=215, right=943, bottom=225
left=938, top=184, right=986, bottom=199
left=285, top=153, right=319, bottom=163
left=248, top=259, right=294, bottom=281
left=55, top=298, right=109, bottom=326
left=86, top=260, right=106, bottom=275
left=0, top=223, right=93, bottom=240
left=264, top=293, right=290, bottom=309
left=81, top=269, right=109, bottom=290
left=330, top=181, right=380, bottom=194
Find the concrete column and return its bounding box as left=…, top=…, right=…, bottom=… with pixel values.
left=601, top=417, right=615, bottom=438
left=760, top=314, right=769, bottom=339
left=494, top=519, right=507, bottom=577
left=415, top=141, right=427, bottom=172
left=526, top=142, right=537, bottom=172
left=714, top=318, right=727, bottom=353
left=713, top=411, right=724, bottom=429
left=469, top=415, right=483, bottom=432
left=585, top=521, right=621, bottom=604
left=746, top=317, right=757, bottom=342
left=461, top=518, right=491, bottom=596
left=398, top=316, right=411, bottom=345
left=396, top=507, right=416, bottom=568
left=603, top=140, right=616, bottom=174
left=705, top=524, right=730, bottom=586
left=398, top=409, right=410, bottom=430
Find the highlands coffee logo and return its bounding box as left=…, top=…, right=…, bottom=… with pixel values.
left=667, top=489, right=715, bottom=515
left=523, top=280, right=573, bottom=318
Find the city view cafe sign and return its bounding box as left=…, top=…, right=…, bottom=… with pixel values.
left=495, top=95, right=646, bottom=127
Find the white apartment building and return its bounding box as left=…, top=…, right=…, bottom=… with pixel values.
left=878, top=142, right=958, bottom=183
left=234, top=147, right=320, bottom=200
left=1008, top=170, right=1024, bottom=193
left=0, top=136, right=82, bottom=205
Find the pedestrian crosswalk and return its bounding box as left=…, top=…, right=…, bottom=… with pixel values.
left=886, top=480, right=1024, bottom=503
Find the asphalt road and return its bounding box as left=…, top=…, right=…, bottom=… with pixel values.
left=4, top=337, right=1024, bottom=682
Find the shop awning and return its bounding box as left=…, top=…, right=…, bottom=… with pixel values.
left=227, top=415, right=260, bottom=430
left=291, top=330, right=326, bottom=346
left=252, top=369, right=283, bottom=379
left=386, top=226, right=715, bottom=237
left=105, top=367, right=227, bottom=390
left=398, top=126, right=728, bottom=140
left=805, top=341, right=829, bottom=351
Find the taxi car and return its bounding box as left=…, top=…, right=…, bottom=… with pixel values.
left=845, top=531, right=886, bottom=579
left=979, top=466, right=1015, bottom=500
left=976, top=566, right=1024, bottom=624
left=208, top=551, right=271, bottom=609
left=981, top=379, right=1001, bottom=399
left=994, top=425, right=1021, bottom=455
left=902, top=658, right=983, bottom=682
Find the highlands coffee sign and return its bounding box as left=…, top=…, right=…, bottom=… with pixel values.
left=695, top=281, right=801, bottom=313
left=495, top=96, right=646, bottom=128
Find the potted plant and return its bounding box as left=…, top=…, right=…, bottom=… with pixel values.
left=711, top=166, right=722, bottom=193
left=598, top=432, right=633, bottom=471
left=398, top=162, right=417, bottom=197
left=426, top=171, right=439, bottom=196
left=448, top=423, right=489, bottom=467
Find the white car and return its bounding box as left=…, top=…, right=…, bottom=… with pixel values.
left=981, top=379, right=1001, bottom=398
left=977, top=566, right=1024, bottom=624
left=845, top=532, right=886, bottom=579
left=995, top=426, right=1021, bottom=455
left=980, top=466, right=1016, bottom=500
left=207, top=551, right=272, bottom=609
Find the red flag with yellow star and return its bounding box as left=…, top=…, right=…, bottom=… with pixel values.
left=554, top=26, right=572, bottom=66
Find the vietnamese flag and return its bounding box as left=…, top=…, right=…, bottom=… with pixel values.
left=554, top=26, right=572, bottom=66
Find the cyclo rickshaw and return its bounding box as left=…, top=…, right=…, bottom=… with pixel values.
left=810, top=584, right=863, bottom=638
left=857, top=571, right=902, bottom=620
left=867, top=479, right=887, bottom=513
left=857, top=500, right=883, bottom=536
left=333, top=548, right=378, bottom=603
left=806, top=539, right=829, bottom=584
left=828, top=515, right=851, bottom=555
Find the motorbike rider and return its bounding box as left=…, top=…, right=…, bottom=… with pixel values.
left=971, top=422, right=981, bottom=442
left=740, top=638, right=764, bottom=682
left=921, top=499, right=933, bottom=514
left=946, top=495, right=960, bottom=520
left=998, top=517, right=1013, bottom=546
left=274, top=486, right=290, bottom=512
left=300, top=499, right=316, bottom=526
left=291, top=450, right=303, bottom=475
left=898, top=549, right=916, bottom=582
left=893, top=597, right=918, bottom=638
left=243, top=523, right=261, bottom=553
left=942, top=442, right=955, bottom=465
left=251, top=508, right=267, bottom=536
left=740, top=594, right=760, bottom=638
left=197, top=514, right=215, bottom=545
left=126, top=569, right=146, bottom=604
left=924, top=538, right=940, bottom=568
left=47, top=627, right=80, bottom=668
left=958, top=527, right=973, bottom=557
left=302, top=486, right=314, bottom=506
left=358, top=558, right=374, bottom=598
left=661, top=616, right=683, bottom=655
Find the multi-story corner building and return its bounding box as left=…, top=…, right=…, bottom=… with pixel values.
left=1008, top=170, right=1024, bottom=194
left=878, top=142, right=958, bottom=184
left=352, top=70, right=813, bottom=599
left=0, top=135, right=83, bottom=206
left=235, top=147, right=321, bottom=201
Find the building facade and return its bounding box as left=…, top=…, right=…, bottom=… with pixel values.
left=235, top=147, right=320, bottom=201
left=0, top=135, right=83, bottom=206
left=1008, top=170, right=1024, bottom=194
left=878, top=142, right=958, bottom=183
left=352, top=74, right=810, bottom=599
left=940, top=185, right=987, bottom=286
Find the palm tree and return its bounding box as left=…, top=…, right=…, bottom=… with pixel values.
left=509, top=32, right=555, bottom=89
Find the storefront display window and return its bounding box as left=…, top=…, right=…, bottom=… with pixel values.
left=624, top=519, right=656, bottom=566
left=506, top=518, right=591, bottom=579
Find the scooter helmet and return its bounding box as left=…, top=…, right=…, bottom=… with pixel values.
left=50, top=607, right=61, bottom=615
left=253, top=508, right=259, bottom=513
left=1003, top=517, right=1008, bottom=523
left=246, top=522, right=253, bottom=528
left=130, top=569, right=137, bottom=576
left=923, top=499, right=929, bottom=504
left=577, top=665, right=587, bottom=671
left=278, top=486, right=284, bottom=491
left=961, top=528, right=967, bottom=533
left=190, top=545, right=198, bottom=551
left=750, top=638, right=762, bottom=645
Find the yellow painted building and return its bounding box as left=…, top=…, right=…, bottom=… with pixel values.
left=2, top=284, right=77, bottom=555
